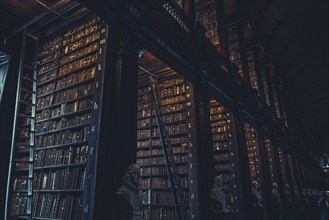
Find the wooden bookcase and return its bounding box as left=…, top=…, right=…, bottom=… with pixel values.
left=6, top=16, right=108, bottom=219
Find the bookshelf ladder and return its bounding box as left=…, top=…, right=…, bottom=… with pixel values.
left=5, top=30, right=38, bottom=219
left=139, top=66, right=184, bottom=220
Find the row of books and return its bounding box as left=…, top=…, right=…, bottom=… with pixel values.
left=159, top=84, right=186, bottom=97
left=58, top=54, right=97, bottom=77
left=35, top=126, right=90, bottom=148
left=215, top=163, right=232, bottom=172
left=138, top=102, right=186, bottom=116
left=34, top=145, right=88, bottom=167
left=50, top=81, right=93, bottom=106
left=209, top=106, right=225, bottom=114
left=39, top=17, right=100, bottom=55
left=32, top=193, right=83, bottom=219
left=211, top=125, right=230, bottom=133
left=137, top=146, right=188, bottom=158
left=59, top=42, right=98, bottom=66
left=37, top=67, right=95, bottom=97
left=142, top=207, right=176, bottom=220
left=137, top=112, right=187, bottom=128
left=141, top=165, right=188, bottom=175
left=12, top=176, right=28, bottom=191
left=62, top=30, right=100, bottom=54
left=214, top=153, right=230, bottom=161
left=36, top=113, right=91, bottom=134
left=33, top=167, right=86, bottom=190
left=141, top=190, right=189, bottom=206
left=213, top=142, right=230, bottom=151
left=209, top=113, right=228, bottom=121
left=140, top=176, right=189, bottom=189
left=14, top=156, right=30, bottom=169
left=63, top=19, right=101, bottom=45
left=137, top=124, right=187, bottom=139
left=10, top=195, right=28, bottom=216
left=137, top=154, right=188, bottom=166
left=49, top=98, right=92, bottom=118
left=213, top=132, right=231, bottom=141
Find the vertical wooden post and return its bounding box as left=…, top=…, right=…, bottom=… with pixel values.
left=93, top=6, right=140, bottom=217
left=232, top=109, right=251, bottom=219
left=194, top=90, right=215, bottom=219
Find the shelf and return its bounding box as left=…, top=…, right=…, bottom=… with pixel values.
left=137, top=132, right=187, bottom=141
left=39, top=35, right=99, bottom=67
left=35, top=140, right=88, bottom=151
left=212, top=139, right=230, bottom=143
left=36, top=107, right=92, bottom=124
left=159, top=92, right=186, bottom=100
left=142, top=204, right=189, bottom=208
left=213, top=148, right=230, bottom=153
left=141, top=173, right=188, bottom=178
left=36, top=93, right=93, bottom=113
left=36, top=122, right=90, bottom=136
left=137, top=141, right=188, bottom=150
left=33, top=189, right=84, bottom=193
left=137, top=151, right=187, bottom=159
left=210, top=118, right=228, bottom=123
left=212, top=130, right=230, bottom=135
left=139, top=161, right=187, bottom=168
left=137, top=119, right=187, bottom=130
left=38, top=49, right=97, bottom=77
left=37, top=62, right=96, bottom=87
left=34, top=162, right=86, bottom=170
left=140, top=187, right=189, bottom=191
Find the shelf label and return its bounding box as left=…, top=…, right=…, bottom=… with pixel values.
left=94, top=102, right=98, bottom=110
left=84, top=205, right=89, bottom=213
left=91, top=126, right=96, bottom=132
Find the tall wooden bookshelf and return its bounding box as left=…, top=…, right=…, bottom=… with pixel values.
left=246, top=49, right=260, bottom=95
left=136, top=51, right=198, bottom=219
left=264, top=138, right=277, bottom=183
left=278, top=147, right=288, bottom=184
left=244, top=123, right=262, bottom=183
left=6, top=16, right=108, bottom=219
left=227, top=27, right=243, bottom=77
left=208, top=98, right=240, bottom=214
left=194, top=0, right=221, bottom=50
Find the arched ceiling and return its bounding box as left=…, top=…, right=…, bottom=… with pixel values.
left=240, top=1, right=328, bottom=150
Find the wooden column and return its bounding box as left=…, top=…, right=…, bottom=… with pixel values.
left=92, top=11, right=140, bottom=218
left=237, top=23, right=251, bottom=82
left=285, top=153, right=296, bottom=187
left=291, top=156, right=302, bottom=187
left=255, top=123, right=273, bottom=220
left=232, top=109, right=251, bottom=219
left=194, top=90, right=215, bottom=219
left=272, top=144, right=286, bottom=201
left=216, top=0, right=229, bottom=58
left=253, top=46, right=266, bottom=99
